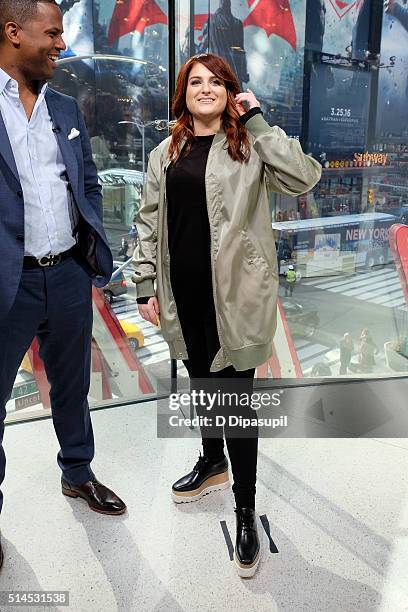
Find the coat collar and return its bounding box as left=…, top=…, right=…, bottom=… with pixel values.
left=163, top=126, right=226, bottom=171
left=0, top=85, right=80, bottom=195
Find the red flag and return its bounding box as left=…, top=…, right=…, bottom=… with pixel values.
left=108, top=0, right=167, bottom=46
left=194, top=14, right=210, bottom=31
left=243, top=0, right=297, bottom=51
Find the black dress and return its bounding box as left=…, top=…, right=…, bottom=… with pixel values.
left=166, top=134, right=215, bottom=319
left=166, top=135, right=257, bottom=510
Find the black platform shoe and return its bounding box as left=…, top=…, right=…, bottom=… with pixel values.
left=234, top=507, right=261, bottom=577
left=171, top=454, right=230, bottom=503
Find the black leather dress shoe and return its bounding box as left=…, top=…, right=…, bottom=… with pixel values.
left=234, top=507, right=261, bottom=578
left=61, top=478, right=127, bottom=515
left=172, top=454, right=229, bottom=503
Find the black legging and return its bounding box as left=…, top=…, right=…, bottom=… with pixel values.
left=178, top=301, right=258, bottom=509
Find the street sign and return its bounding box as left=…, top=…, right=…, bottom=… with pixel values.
left=11, top=381, right=38, bottom=401
left=15, top=392, right=41, bottom=411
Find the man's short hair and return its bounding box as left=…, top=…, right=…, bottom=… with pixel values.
left=0, top=0, right=57, bottom=43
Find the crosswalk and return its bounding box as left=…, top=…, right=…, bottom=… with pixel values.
left=302, top=266, right=408, bottom=310
left=15, top=264, right=395, bottom=416
left=294, top=338, right=353, bottom=376
left=111, top=296, right=188, bottom=376
left=113, top=263, right=189, bottom=375
left=111, top=294, right=344, bottom=377
left=116, top=263, right=396, bottom=377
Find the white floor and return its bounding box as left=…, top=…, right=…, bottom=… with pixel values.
left=0, top=401, right=408, bottom=611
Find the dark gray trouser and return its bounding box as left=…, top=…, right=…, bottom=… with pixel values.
left=0, top=256, right=95, bottom=513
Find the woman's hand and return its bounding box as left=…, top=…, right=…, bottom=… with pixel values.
left=138, top=296, right=160, bottom=326
left=234, top=88, right=260, bottom=117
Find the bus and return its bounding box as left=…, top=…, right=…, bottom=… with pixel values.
left=273, top=212, right=397, bottom=278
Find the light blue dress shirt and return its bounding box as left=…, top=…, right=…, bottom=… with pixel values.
left=0, top=67, right=76, bottom=258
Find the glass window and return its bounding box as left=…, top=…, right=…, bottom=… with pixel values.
left=175, top=0, right=408, bottom=382
left=8, top=0, right=408, bottom=424
left=8, top=0, right=172, bottom=422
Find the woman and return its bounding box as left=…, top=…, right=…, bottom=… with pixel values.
left=358, top=328, right=378, bottom=373
left=132, top=53, right=321, bottom=577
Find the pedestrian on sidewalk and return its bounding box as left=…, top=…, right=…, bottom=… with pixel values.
left=128, top=223, right=138, bottom=249
left=358, top=328, right=378, bottom=373
left=284, top=264, right=296, bottom=296
left=118, top=237, right=129, bottom=262
left=339, top=332, right=354, bottom=375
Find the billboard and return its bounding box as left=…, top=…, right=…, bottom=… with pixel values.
left=305, top=0, right=374, bottom=59
left=59, top=0, right=306, bottom=138
left=186, top=0, right=307, bottom=138
left=307, top=60, right=371, bottom=153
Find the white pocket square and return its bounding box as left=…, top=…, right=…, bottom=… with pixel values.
left=68, top=128, right=80, bottom=141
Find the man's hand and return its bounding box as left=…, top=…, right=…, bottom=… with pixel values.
left=138, top=296, right=160, bottom=326
left=385, top=0, right=396, bottom=15
left=234, top=88, right=260, bottom=117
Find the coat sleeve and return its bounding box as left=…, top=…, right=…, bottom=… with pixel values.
left=245, top=113, right=322, bottom=196
left=131, top=146, right=161, bottom=299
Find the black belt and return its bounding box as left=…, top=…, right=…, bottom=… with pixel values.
left=23, top=246, right=76, bottom=270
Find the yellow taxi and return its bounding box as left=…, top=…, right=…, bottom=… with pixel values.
left=20, top=320, right=144, bottom=373
left=119, top=320, right=145, bottom=351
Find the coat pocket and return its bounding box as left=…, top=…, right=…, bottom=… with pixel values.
left=216, top=230, right=278, bottom=348
left=240, top=229, right=273, bottom=275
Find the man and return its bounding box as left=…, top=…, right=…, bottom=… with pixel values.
left=128, top=222, right=138, bottom=249
left=0, top=0, right=126, bottom=568
left=284, top=264, right=297, bottom=297
left=339, top=332, right=354, bottom=375
left=199, top=0, right=249, bottom=89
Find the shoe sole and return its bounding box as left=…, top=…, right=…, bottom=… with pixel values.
left=233, top=548, right=260, bottom=578
left=171, top=471, right=230, bottom=504
left=233, top=515, right=264, bottom=578
left=62, top=488, right=127, bottom=516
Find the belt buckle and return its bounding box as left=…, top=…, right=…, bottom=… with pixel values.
left=38, top=254, right=62, bottom=267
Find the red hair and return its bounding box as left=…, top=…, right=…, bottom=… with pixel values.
left=168, top=53, right=251, bottom=164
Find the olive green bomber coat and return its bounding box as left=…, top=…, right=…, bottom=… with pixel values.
left=131, top=113, right=322, bottom=372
